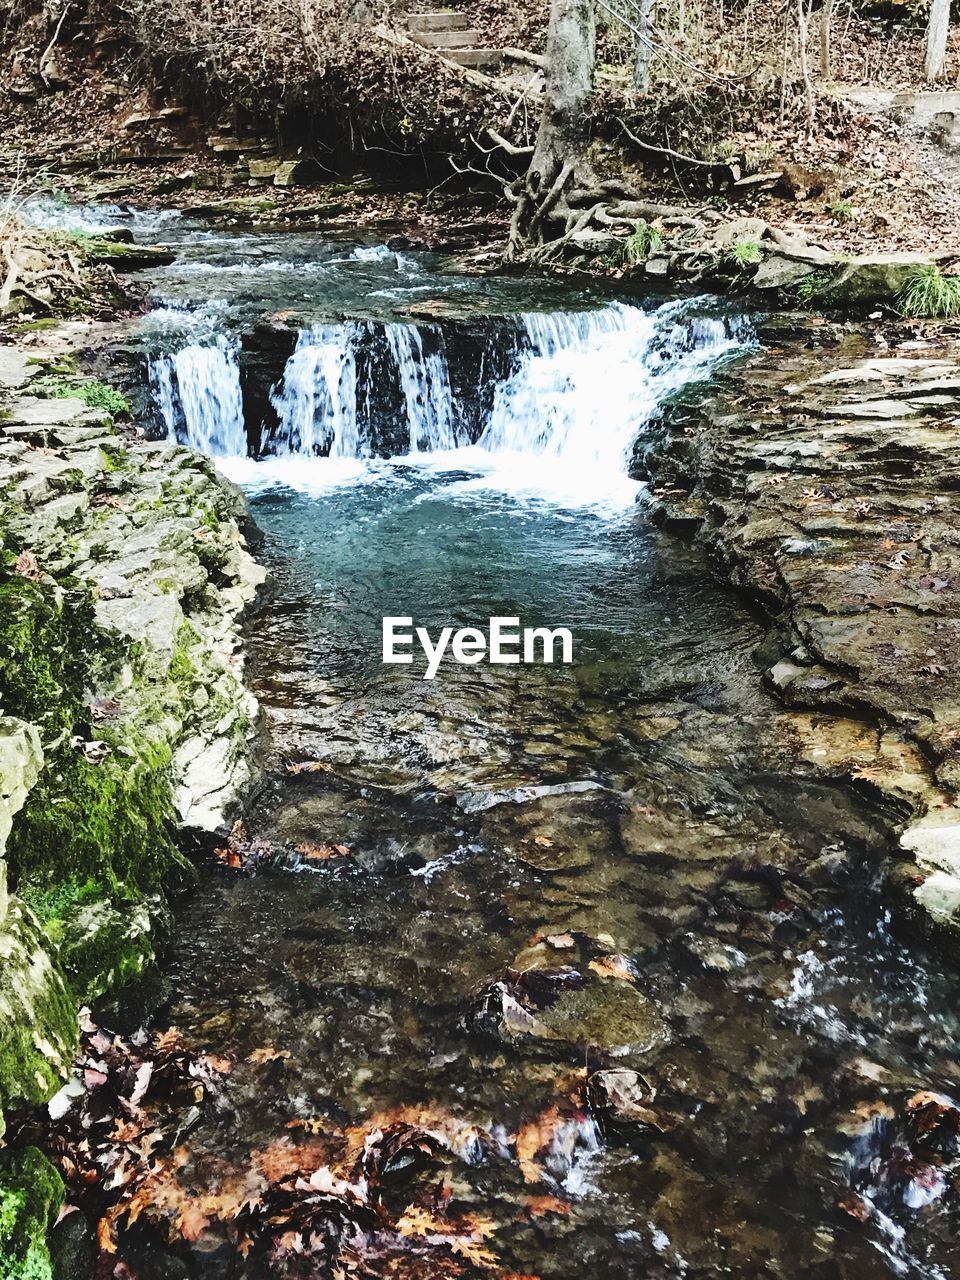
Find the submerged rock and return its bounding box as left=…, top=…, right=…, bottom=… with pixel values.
left=537, top=981, right=669, bottom=1055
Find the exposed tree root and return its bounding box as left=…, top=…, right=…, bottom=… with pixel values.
left=0, top=218, right=101, bottom=320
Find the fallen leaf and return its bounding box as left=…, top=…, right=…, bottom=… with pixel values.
left=588, top=954, right=637, bottom=982
left=294, top=840, right=350, bottom=861
left=285, top=759, right=331, bottom=775
left=522, top=1194, right=571, bottom=1219
left=14, top=549, right=43, bottom=580
left=838, top=1191, right=872, bottom=1223
left=247, top=1046, right=291, bottom=1065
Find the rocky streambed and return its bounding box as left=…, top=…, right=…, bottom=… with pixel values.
left=2, top=213, right=960, bottom=1280
left=643, top=322, right=960, bottom=942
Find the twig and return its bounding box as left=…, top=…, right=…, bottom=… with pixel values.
left=39, top=2, right=73, bottom=85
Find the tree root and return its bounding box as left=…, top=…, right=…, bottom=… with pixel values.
left=0, top=222, right=97, bottom=319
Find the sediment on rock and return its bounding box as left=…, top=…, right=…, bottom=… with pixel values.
left=0, top=338, right=265, bottom=1177
left=639, top=319, right=960, bottom=942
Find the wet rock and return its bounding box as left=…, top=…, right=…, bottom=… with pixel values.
left=901, top=810, right=960, bottom=930
left=0, top=717, right=42, bottom=857
left=48, top=1209, right=94, bottom=1280
left=644, top=332, right=960, bottom=940
left=827, top=253, right=929, bottom=306
left=536, top=981, right=668, bottom=1054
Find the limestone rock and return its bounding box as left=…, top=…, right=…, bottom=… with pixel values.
left=752, top=253, right=817, bottom=291
left=828, top=253, right=930, bottom=306
left=56, top=898, right=159, bottom=1002
left=0, top=718, right=42, bottom=858
left=0, top=896, right=77, bottom=1125
left=274, top=159, right=320, bottom=187
left=248, top=158, right=279, bottom=182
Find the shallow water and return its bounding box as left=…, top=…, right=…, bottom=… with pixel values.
left=57, top=205, right=960, bottom=1277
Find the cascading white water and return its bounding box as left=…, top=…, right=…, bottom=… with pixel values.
left=477, top=301, right=742, bottom=479
left=268, top=321, right=464, bottom=457
left=150, top=300, right=748, bottom=507
left=382, top=324, right=461, bottom=453
left=271, top=326, right=360, bottom=458
left=150, top=337, right=246, bottom=457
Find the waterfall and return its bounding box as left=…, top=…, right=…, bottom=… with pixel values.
left=478, top=302, right=742, bottom=474
left=382, top=324, right=461, bottom=453
left=150, top=337, right=246, bottom=457
left=149, top=301, right=748, bottom=494
left=270, top=326, right=360, bottom=458
left=268, top=321, right=463, bottom=457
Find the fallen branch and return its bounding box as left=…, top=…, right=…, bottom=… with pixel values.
left=485, top=128, right=534, bottom=158
left=502, top=46, right=546, bottom=69
left=373, top=23, right=519, bottom=101
left=39, top=1, right=72, bottom=86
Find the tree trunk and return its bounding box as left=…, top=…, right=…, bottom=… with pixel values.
left=926, top=0, right=951, bottom=82
left=508, top=0, right=597, bottom=256
left=819, top=0, right=835, bottom=79
left=633, top=0, right=655, bottom=94
left=797, top=0, right=816, bottom=136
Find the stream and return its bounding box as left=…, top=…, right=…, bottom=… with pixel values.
left=35, top=204, right=960, bottom=1278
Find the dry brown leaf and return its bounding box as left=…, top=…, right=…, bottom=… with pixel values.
left=522, top=1194, right=571, bottom=1219
left=96, top=1216, right=117, bottom=1254
left=285, top=759, right=331, bottom=775
left=588, top=954, right=637, bottom=983
left=247, top=1046, right=292, bottom=1065
left=294, top=840, right=350, bottom=861
left=545, top=933, right=575, bottom=949
left=838, top=1191, right=872, bottom=1223
left=14, top=549, right=43, bottom=581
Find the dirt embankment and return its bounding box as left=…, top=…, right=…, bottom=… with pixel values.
left=4, top=0, right=960, bottom=270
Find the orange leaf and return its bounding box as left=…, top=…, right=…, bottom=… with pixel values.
left=97, top=1216, right=117, bottom=1254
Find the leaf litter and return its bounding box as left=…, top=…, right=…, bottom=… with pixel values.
left=10, top=982, right=691, bottom=1280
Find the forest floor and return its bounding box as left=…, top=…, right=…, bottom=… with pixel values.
left=3, top=7, right=960, bottom=265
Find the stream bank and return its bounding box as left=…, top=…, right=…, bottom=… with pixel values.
left=641, top=322, right=960, bottom=944
left=0, top=333, right=264, bottom=1278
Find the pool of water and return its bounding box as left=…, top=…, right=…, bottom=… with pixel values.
left=156, top=455, right=960, bottom=1279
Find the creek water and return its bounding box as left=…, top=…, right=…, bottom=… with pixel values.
left=36, top=204, right=960, bottom=1277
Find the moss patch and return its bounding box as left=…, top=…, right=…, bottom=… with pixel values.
left=0, top=569, right=179, bottom=898
left=0, top=1148, right=64, bottom=1280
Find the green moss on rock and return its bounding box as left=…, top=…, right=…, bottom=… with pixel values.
left=0, top=894, right=77, bottom=1132
left=0, top=1148, right=64, bottom=1280
left=0, top=567, right=179, bottom=898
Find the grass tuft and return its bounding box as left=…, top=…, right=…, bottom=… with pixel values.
left=624, top=219, right=664, bottom=265
left=729, top=238, right=762, bottom=269
left=899, top=263, right=960, bottom=320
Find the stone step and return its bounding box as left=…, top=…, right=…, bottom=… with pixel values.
left=442, top=47, right=503, bottom=69
left=407, top=11, right=471, bottom=31
left=415, top=28, right=479, bottom=48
